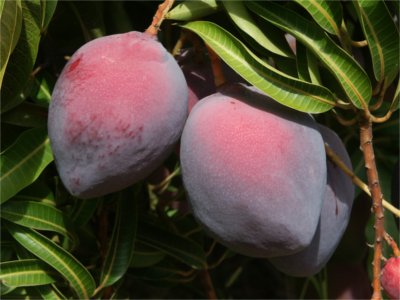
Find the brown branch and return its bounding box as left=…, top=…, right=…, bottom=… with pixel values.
left=206, top=45, right=226, bottom=88
left=324, top=144, right=400, bottom=218
left=145, top=0, right=175, bottom=37
left=384, top=232, right=400, bottom=257
left=199, top=269, right=218, bottom=299
left=359, top=112, right=385, bottom=300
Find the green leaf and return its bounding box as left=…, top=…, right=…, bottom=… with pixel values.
left=99, top=188, right=138, bottom=288
left=354, top=0, right=399, bottom=85
left=12, top=178, right=55, bottom=206
left=0, top=259, right=57, bottom=287
left=0, top=128, right=54, bottom=204
left=222, top=1, right=292, bottom=58
left=1, top=102, right=48, bottom=128
left=166, top=0, right=219, bottom=21
left=296, top=43, right=322, bottom=85
left=182, top=21, right=336, bottom=113
left=69, top=197, right=100, bottom=227
left=6, top=223, right=96, bottom=299
left=0, top=0, right=22, bottom=87
left=1, top=201, right=74, bottom=244
left=130, top=241, right=165, bottom=268
left=35, top=284, right=66, bottom=300
left=40, top=0, right=58, bottom=30
left=1, top=0, right=42, bottom=113
left=247, top=1, right=372, bottom=109
left=137, top=221, right=206, bottom=269
left=295, top=0, right=343, bottom=36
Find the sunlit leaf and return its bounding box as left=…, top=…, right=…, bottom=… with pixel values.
left=0, top=259, right=57, bottom=287
left=0, top=0, right=22, bottom=87
left=1, top=201, right=75, bottom=245
left=182, top=21, right=336, bottom=113
left=223, top=1, right=292, bottom=58
left=0, top=128, right=54, bottom=204
left=1, top=0, right=42, bottom=113
left=247, top=1, right=372, bottom=109
left=6, top=223, right=96, bottom=299
left=295, top=0, right=342, bottom=36
left=354, top=0, right=399, bottom=85
left=99, top=188, right=138, bottom=287
left=166, top=0, right=219, bottom=21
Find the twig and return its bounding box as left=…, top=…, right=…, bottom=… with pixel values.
left=324, top=144, right=400, bottom=218
left=332, top=110, right=358, bottom=126
left=384, top=232, right=400, bottom=257
left=351, top=40, right=368, bottom=47
left=370, top=79, right=388, bottom=112
left=359, top=112, right=385, bottom=300
left=206, top=45, right=226, bottom=88
left=145, top=0, right=175, bottom=37
left=199, top=269, right=218, bottom=299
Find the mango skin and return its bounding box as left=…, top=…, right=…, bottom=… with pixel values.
left=48, top=31, right=188, bottom=198
left=269, top=125, right=355, bottom=276
left=180, top=83, right=327, bottom=257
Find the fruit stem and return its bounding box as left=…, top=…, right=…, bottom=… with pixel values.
left=145, top=0, right=175, bottom=37
left=324, top=144, right=400, bottom=218
left=384, top=232, right=400, bottom=257
left=206, top=45, right=226, bottom=88
left=359, top=112, right=384, bottom=300
left=199, top=269, right=218, bottom=299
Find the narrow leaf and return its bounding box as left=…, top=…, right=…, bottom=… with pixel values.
left=99, top=188, right=138, bottom=288
left=222, top=1, right=292, bottom=58
left=355, top=0, right=399, bottom=85
left=166, top=0, right=219, bottom=21
left=0, top=0, right=22, bottom=87
left=182, top=21, right=336, bottom=113
left=0, top=259, right=57, bottom=287
left=0, top=128, right=54, bottom=204
left=40, top=0, right=58, bottom=30
left=1, top=201, right=74, bottom=244
left=137, top=221, right=206, bottom=269
left=296, top=43, right=322, bottom=85
left=295, top=0, right=342, bottom=36
left=35, top=284, right=66, bottom=300
left=6, top=223, right=95, bottom=299
left=1, top=0, right=42, bottom=113
left=247, top=1, right=372, bottom=109
left=69, top=197, right=100, bottom=227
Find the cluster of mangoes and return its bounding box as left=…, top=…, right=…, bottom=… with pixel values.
left=48, top=31, right=355, bottom=277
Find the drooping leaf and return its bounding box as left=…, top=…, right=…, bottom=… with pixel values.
left=98, top=188, right=138, bottom=288
left=166, top=0, right=219, bottom=21
left=0, top=128, right=54, bottom=204
left=0, top=0, right=22, bottom=87
left=137, top=221, right=207, bottom=269
left=40, top=0, right=58, bottom=31
left=1, top=201, right=75, bottom=245
left=1, top=0, right=42, bottom=113
left=296, top=43, right=322, bottom=85
left=354, top=0, right=399, bottom=85
left=295, top=0, right=343, bottom=36
left=0, top=259, right=57, bottom=288
left=247, top=1, right=372, bottom=109
left=222, top=1, right=292, bottom=58
left=182, top=21, right=336, bottom=113
left=6, top=223, right=96, bottom=299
